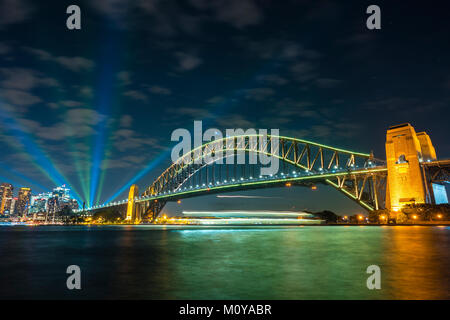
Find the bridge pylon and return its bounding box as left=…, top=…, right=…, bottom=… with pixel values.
left=126, top=184, right=141, bottom=223
left=385, top=123, right=437, bottom=213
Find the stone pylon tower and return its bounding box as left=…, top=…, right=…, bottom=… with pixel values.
left=385, top=123, right=436, bottom=212
left=126, top=184, right=140, bottom=223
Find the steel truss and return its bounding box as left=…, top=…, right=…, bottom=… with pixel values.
left=137, top=135, right=387, bottom=220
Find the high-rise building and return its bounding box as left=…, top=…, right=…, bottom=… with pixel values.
left=10, top=198, right=17, bottom=215
left=28, top=185, right=79, bottom=217
left=29, top=194, right=49, bottom=215
left=0, top=183, right=14, bottom=215
left=15, top=187, right=32, bottom=217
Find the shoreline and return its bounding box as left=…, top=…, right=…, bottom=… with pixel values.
left=1, top=222, right=449, bottom=227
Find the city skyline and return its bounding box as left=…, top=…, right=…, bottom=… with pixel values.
left=0, top=182, right=78, bottom=218
left=0, top=1, right=449, bottom=215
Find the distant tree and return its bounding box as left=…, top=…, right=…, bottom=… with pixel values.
left=369, top=209, right=390, bottom=223
left=395, top=212, right=408, bottom=224
left=401, top=203, right=450, bottom=222
left=368, top=210, right=380, bottom=223
left=93, top=208, right=124, bottom=223
left=314, top=210, right=339, bottom=223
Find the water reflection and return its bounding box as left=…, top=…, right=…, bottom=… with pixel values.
left=0, top=225, right=448, bottom=299
left=382, top=226, right=450, bottom=299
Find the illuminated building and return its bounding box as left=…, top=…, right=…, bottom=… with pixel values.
left=10, top=198, right=17, bottom=215
left=0, top=183, right=14, bottom=215
left=29, top=185, right=79, bottom=217
left=47, top=197, right=59, bottom=217
left=385, top=124, right=438, bottom=213
left=15, top=187, right=31, bottom=217
left=29, top=193, right=50, bottom=215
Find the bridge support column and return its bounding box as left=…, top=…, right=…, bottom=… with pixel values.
left=385, top=123, right=436, bottom=214
left=126, top=184, right=139, bottom=223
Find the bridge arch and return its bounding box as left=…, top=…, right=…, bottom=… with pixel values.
left=137, top=135, right=387, bottom=220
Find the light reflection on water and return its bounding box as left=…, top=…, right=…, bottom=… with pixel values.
left=0, top=225, right=448, bottom=299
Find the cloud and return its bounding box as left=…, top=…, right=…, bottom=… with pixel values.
left=215, top=114, right=255, bottom=128
left=206, top=96, right=225, bottom=105
left=243, top=88, right=274, bottom=101
left=257, top=98, right=335, bottom=127
left=314, top=78, right=341, bottom=88
left=78, top=86, right=93, bottom=98
left=148, top=85, right=171, bottom=95
left=17, top=108, right=106, bottom=142
left=173, top=107, right=212, bottom=118
left=189, top=0, right=263, bottom=28
left=119, top=115, right=133, bottom=128
left=0, top=68, right=59, bottom=109
left=24, top=47, right=95, bottom=72
left=0, top=68, right=59, bottom=90
left=0, top=42, right=11, bottom=55
left=290, top=62, right=318, bottom=82
left=0, top=89, right=41, bottom=106
left=60, top=100, right=83, bottom=107
left=117, top=71, right=132, bottom=86
left=123, top=90, right=149, bottom=102
left=54, top=56, right=94, bottom=72
left=257, top=74, right=288, bottom=86
left=112, top=128, right=161, bottom=153
left=175, top=52, right=202, bottom=71
left=237, top=38, right=321, bottom=61
left=0, top=0, right=33, bottom=29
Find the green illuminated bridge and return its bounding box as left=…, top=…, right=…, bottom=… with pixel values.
left=76, top=134, right=389, bottom=220
left=75, top=125, right=449, bottom=223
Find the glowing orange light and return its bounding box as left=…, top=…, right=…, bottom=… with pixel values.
left=311, top=185, right=317, bottom=190
left=437, top=214, right=442, bottom=219
left=412, top=215, right=417, bottom=220
left=285, top=182, right=292, bottom=187
left=358, top=215, right=363, bottom=220
left=343, top=216, right=348, bottom=220
left=177, top=200, right=181, bottom=204
left=380, top=215, right=386, bottom=220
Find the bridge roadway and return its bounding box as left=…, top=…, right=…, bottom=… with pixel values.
left=76, top=165, right=387, bottom=213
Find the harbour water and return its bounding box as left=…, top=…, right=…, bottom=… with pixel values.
left=0, top=225, right=449, bottom=299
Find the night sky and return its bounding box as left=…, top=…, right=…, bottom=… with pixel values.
left=0, top=0, right=449, bottom=215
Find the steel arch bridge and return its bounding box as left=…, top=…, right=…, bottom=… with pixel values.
left=84, top=134, right=389, bottom=222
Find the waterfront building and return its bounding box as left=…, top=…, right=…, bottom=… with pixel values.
left=29, top=185, right=79, bottom=218
left=15, top=187, right=31, bottom=217
left=0, top=183, right=14, bottom=215
left=29, top=193, right=50, bottom=215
